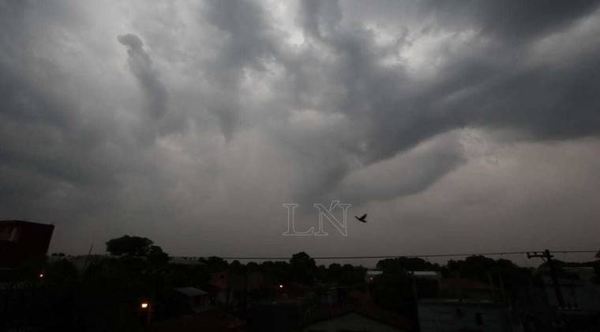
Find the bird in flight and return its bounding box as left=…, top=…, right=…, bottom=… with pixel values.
left=355, top=213, right=368, bottom=223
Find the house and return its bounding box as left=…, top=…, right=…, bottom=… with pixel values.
left=0, top=220, right=54, bottom=269
left=320, top=286, right=347, bottom=306
left=250, top=298, right=318, bottom=332
left=411, top=271, right=440, bottom=280
left=250, top=301, right=302, bottom=332
left=248, top=283, right=320, bottom=332
left=149, top=310, right=246, bottom=332
left=415, top=277, right=518, bottom=332
left=174, top=287, right=210, bottom=313
left=354, top=299, right=414, bottom=331
left=278, top=282, right=316, bottom=301
left=439, top=278, right=494, bottom=300
left=302, top=291, right=412, bottom=332
left=411, top=271, right=441, bottom=299
left=540, top=268, right=600, bottom=311
left=303, top=312, right=407, bottom=332
left=247, top=271, right=265, bottom=291
left=251, top=284, right=412, bottom=332
left=417, top=299, right=511, bottom=332
left=366, top=269, right=383, bottom=283
left=518, top=267, right=600, bottom=331
left=210, top=271, right=231, bottom=305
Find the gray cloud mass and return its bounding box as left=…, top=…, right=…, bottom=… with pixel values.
left=1, top=0, right=600, bottom=260
left=118, top=33, right=168, bottom=119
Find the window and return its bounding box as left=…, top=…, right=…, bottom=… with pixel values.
left=0, top=225, right=20, bottom=242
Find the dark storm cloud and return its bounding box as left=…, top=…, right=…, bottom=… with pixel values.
left=338, top=132, right=466, bottom=204
left=439, top=52, right=600, bottom=139
left=118, top=33, right=168, bottom=119
left=0, top=4, right=156, bottom=230
left=0, top=51, right=113, bottom=190
left=297, top=0, right=342, bottom=39
left=282, top=0, right=462, bottom=206
left=200, top=0, right=278, bottom=139
left=422, top=0, right=600, bottom=43
left=286, top=0, right=600, bottom=205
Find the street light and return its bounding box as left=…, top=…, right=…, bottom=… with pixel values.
left=139, top=301, right=152, bottom=327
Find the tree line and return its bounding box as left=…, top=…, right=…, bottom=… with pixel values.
left=2, top=235, right=598, bottom=332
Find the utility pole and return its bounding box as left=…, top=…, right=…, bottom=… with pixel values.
left=527, top=249, right=565, bottom=308
left=83, top=242, right=94, bottom=270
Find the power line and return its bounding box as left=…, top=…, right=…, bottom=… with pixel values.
left=194, top=250, right=597, bottom=261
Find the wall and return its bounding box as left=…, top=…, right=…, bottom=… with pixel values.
left=418, top=300, right=510, bottom=332
left=303, top=313, right=402, bottom=332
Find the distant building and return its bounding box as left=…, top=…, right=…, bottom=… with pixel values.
left=518, top=267, right=600, bottom=331
left=411, top=271, right=440, bottom=280
left=366, top=269, right=383, bottom=283
left=0, top=220, right=54, bottom=269
left=174, top=287, right=210, bottom=313
left=439, top=278, right=494, bottom=300
left=540, top=268, right=600, bottom=311
left=416, top=278, right=517, bottom=332
left=210, top=271, right=232, bottom=305
left=320, top=286, right=348, bottom=306
left=418, top=299, right=511, bottom=332
left=411, top=271, right=442, bottom=299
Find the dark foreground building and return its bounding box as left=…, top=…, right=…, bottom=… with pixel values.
left=0, top=220, right=54, bottom=269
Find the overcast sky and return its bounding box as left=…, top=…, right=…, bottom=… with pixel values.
left=1, top=0, right=600, bottom=264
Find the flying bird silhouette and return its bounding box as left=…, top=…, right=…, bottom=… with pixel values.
left=355, top=213, right=368, bottom=223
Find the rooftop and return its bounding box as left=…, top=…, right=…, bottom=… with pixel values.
left=440, top=278, right=492, bottom=291
left=411, top=271, right=439, bottom=278
left=174, top=287, right=208, bottom=297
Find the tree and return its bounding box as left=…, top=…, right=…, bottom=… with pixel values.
left=370, top=269, right=415, bottom=315
left=290, top=252, right=316, bottom=285
left=340, top=264, right=367, bottom=285
left=261, top=261, right=291, bottom=285
left=377, top=257, right=438, bottom=274
left=147, top=245, right=169, bottom=265
left=445, top=255, right=498, bottom=280
left=327, top=263, right=343, bottom=282
left=81, top=257, right=152, bottom=331
left=106, top=235, right=154, bottom=256
left=443, top=255, right=531, bottom=304
left=199, top=256, right=229, bottom=272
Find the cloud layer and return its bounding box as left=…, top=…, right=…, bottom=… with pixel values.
left=1, top=0, right=600, bottom=260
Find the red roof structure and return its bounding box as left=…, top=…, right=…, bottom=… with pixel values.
left=0, top=220, right=54, bottom=268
